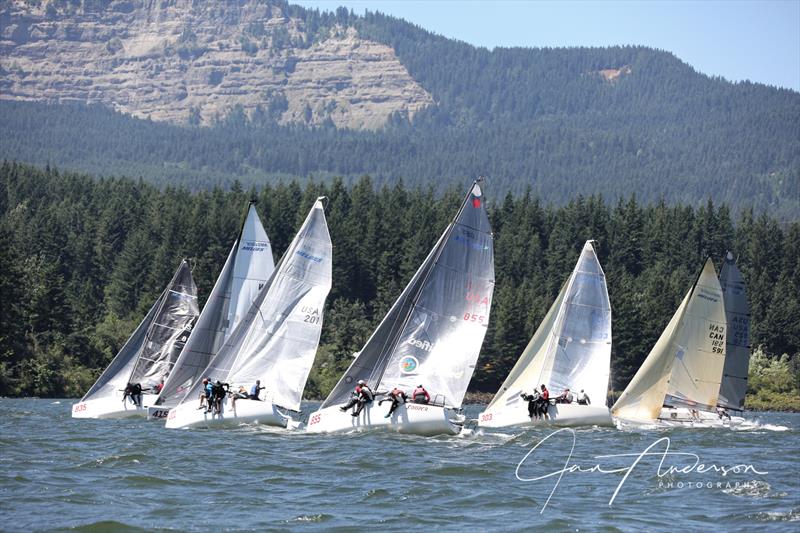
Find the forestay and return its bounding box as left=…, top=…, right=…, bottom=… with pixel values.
left=156, top=204, right=274, bottom=407
left=179, top=199, right=332, bottom=412
left=80, top=260, right=199, bottom=402
left=486, top=241, right=611, bottom=410
left=717, top=252, right=750, bottom=411
left=321, top=180, right=494, bottom=409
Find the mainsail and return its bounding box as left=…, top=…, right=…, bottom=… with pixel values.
left=486, top=240, right=611, bottom=411
left=179, top=198, right=332, bottom=412
left=80, top=260, right=199, bottom=402
left=321, top=180, right=494, bottom=409
left=612, top=258, right=726, bottom=420
left=156, top=204, right=275, bottom=407
left=717, top=252, right=750, bottom=410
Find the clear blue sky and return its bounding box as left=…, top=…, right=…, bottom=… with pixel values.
left=294, top=0, right=800, bottom=92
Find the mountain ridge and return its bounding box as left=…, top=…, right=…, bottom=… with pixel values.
left=0, top=0, right=798, bottom=216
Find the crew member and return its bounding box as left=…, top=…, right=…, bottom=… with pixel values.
left=379, top=387, right=408, bottom=418
left=555, top=388, right=573, bottom=404
left=576, top=389, right=591, bottom=405
left=339, top=380, right=374, bottom=417
left=249, top=380, right=264, bottom=400
left=412, top=384, right=430, bottom=404
left=521, top=388, right=541, bottom=419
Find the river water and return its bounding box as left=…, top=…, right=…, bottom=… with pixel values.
left=1, top=399, right=797, bottom=531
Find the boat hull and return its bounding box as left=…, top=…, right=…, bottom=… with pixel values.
left=613, top=407, right=745, bottom=428
left=146, top=405, right=173, bottom=420
left=478, top=402, right=613, bottom=428
left=71, top=394, right=158, bottom=419
left=164, top=397, right=289, bottom=429
left=306, top=402, right=463, bottom=436
left=656, top=406, right=744, bottom=427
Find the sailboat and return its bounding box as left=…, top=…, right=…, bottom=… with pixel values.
left=478, top=240, right=613, bottom=428
left=611, top=258, right=729, bottom=426
left=165, top=198, right=332, bottom=429
left=147, top=203, right=275, bottom=419
left=306, top=179, right=494, bottom=436
left=72, top=260, right=199, bottom=419
left=716, top=252, right=750, bottom=417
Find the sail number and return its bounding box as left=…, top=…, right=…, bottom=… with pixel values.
left=463, top=313, right=486, bottom=324
left=73, top=403, right=87, bottom=413
left=302, top=306, right=321, bottom=324
left=480, top=412, right=492, bottom=422
left=309, top=413, right=321, bottom=425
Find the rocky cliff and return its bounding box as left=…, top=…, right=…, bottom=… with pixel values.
left=0, top=0, right=433, bottom=129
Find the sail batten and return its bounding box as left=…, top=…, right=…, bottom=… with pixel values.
left=321, top=181, right=494, bottom=410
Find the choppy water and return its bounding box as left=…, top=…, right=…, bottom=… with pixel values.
left=1, top=399, right=797, bottom=531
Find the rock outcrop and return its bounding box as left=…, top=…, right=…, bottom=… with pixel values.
left=0, top=0, right=433, bottom=129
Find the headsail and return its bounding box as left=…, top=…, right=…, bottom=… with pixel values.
left=157, top=204, right=274, bottom=407
left=612, top=258, right=726, bottom=420
left=321, top=180, right=494, bottom=409
left=80, top=260, right=199, bottom=402
left=486, top=241, right=611, bottom=411
left=179, top=198, right=332, bottom=412
left=717, top=252, right=750, bottom=410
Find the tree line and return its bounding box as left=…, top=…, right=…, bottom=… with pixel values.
left=0, top=162, right=797, bottom=401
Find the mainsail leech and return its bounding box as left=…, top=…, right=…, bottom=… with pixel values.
left=717, top=252, right=750, bottom=411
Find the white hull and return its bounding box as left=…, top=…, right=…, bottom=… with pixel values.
left=165, top=397, right=290, bottom=429
left=614, top=407, right=745, bottom=428
left=656, top=406, right=744, bottom=427
left=72, top=394, right=158, bottom=419
left=146, top=405, right=172, bottom=420
left=478, top=402, right=613, bottom=428
left=306, top=402, right=463, bottom=436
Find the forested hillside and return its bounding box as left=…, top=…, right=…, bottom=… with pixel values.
left=1, top=0, right=798, bottom=216
left=2, top=162, right=797, bottom=402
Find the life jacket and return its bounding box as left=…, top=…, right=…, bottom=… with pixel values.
left=541, top=389, right=549, bottom=401
left=360, top=386, right=374, bottom=402
left=412, top=387, right=429, bottom=402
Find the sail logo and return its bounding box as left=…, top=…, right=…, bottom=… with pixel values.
left=408, top=338, right=433, bottom=352
left=697, top=288, right=720, bottom=303
left=453, top=228, right=488, bottom=251
left=242, top=240, right=269, bottom=252
left=296, top=250, right=323, bottom=263
left=399, top=355, right=419, bottom=374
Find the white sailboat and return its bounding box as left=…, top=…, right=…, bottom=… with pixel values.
left=147, top=203, right=274, bottom=419
left=306, top=180, right=494, bottom=436
left=72, top=260, right=199, bottom=419
left=612, top=258, right=729, bottom=427
left=165, top=198, right=332, bottom=429
left=478, top=240, right=613, bottom=429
